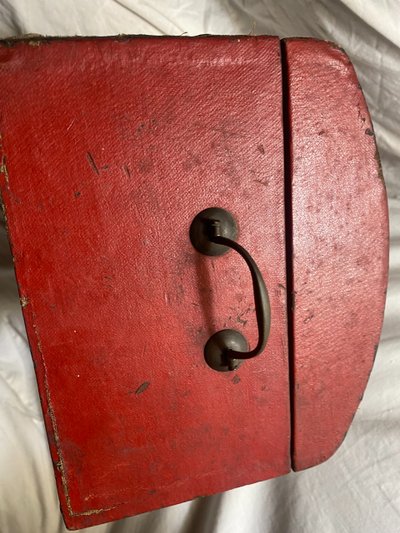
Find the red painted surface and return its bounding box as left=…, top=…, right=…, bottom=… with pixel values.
left=0, top=37, right=290, bottom=528
left=283, top=39, right=389, bottom=470
left=0, top=35, right=389, bottom=528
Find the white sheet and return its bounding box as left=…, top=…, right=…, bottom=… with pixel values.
left=0, top=2, right=399, bottom=532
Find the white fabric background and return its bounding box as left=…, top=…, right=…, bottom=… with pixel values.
left=0, top=1, right=399, bottom=532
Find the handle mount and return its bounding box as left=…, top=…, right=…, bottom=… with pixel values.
left=190, top=207, right=271, bottom=372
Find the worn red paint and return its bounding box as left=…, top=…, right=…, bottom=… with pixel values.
left=0, top=36, right=289, bottom=529
left=0, top=36, right=388, bottom=529
left=283, top=38, right=389, bottom=470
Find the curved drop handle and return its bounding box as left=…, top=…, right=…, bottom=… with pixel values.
left=210, top=221, right=271, bottom=359
left=190, top=207, right=271, bottom=372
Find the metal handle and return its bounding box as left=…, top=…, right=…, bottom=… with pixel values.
left=190, top=207, right=271, bottom=372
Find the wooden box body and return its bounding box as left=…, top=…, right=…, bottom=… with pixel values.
left=0, top=36, right=388, bottom=529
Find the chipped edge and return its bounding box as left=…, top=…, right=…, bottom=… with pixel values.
left=0, top=130, right=117, bottom=519
left=20, top=295, right=29, bottom=307
left=0, top=134, right=10, bottom=189
left=0, top=133, right=120, bottom=523
left=31, top=319, right=117, bottom=518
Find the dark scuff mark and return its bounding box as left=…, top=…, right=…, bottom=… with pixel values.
left=365, top=128, right=374, bottom=136
left=123, top=164, right=131, bottom=178
left=136, top=123, right=145, bottom=135
left=257, top=144, right=265, bottom=154
left=374, top=146, right=385, bottom=182
left=253, top=178, right=269, bottom=187
left=74, top=191, right=81, bottom=198
left=232, top=375, right=241, bottom=384
left=356, top=102, right=366, bottom=123
left=86, top=152, right=99, bottom=175
left=135, top=381, right=150, bottom=395
left=373, top=343, right=379, bottom=363
left=237, top=308, right=250, bottom=326
left=303, top=310, right=315, bottom=324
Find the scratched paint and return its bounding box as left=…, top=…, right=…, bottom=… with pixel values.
left=0, top=35, right=290, bottom=529
left=283, top=38, right=388, bottom=471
